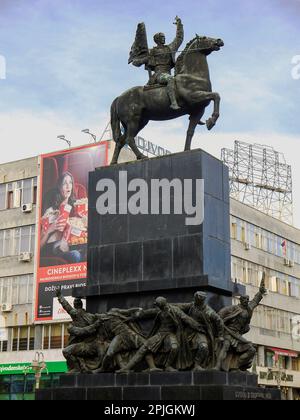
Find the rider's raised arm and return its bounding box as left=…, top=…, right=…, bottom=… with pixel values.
left=168, top=17, right=184, bottom=52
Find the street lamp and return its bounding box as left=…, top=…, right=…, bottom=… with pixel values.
left=57, top=135, right=71, bottom=148
left=82, top=129, right=97, bottom=143
left=266, top=359, right=289, bottom=399
left=24, top=352, right=48, bottom=391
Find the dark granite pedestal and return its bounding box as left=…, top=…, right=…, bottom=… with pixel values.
left=36, top=371, right=281, bottom=401
left=74, top=149, right=238, bottom=312
left=38, top=150, right=263, bottom=402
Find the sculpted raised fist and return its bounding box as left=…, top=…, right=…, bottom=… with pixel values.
left=174, top=16, right=182, bottom=25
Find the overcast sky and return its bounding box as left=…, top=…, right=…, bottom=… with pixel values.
left=0, top=0, right=300, bottom=227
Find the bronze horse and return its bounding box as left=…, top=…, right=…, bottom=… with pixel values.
left=110, top=35, right=224, bottom=164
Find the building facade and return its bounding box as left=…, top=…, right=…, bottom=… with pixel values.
left=0, top=142, right=136, bottom=400
left=231, top=199, right=300, bottom=400
left=0, top=143, right=299, bottom=400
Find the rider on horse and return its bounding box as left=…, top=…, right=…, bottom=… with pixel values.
left=131, top=17, right=184, bottom=110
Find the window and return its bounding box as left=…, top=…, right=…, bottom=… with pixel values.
left=255, top=231, right=262, bottom=249
left=7, top=191, right=13, bottom=209
left=0, top=374, right=62, bottom=400
left=42, top=323, right=67, bottom=350
left=0, top=340, right=8, bottom=352
left=0, top=275, right=33, bottom=306
left=0, top=185, right=6, bottom=210
left=0, top=277, right=12, bottom=304
left=253, top=305, right=297, bottom=335
left=265, top=351, right=275, bottom=368
left=231, top=216, right=300, bottom=266
left=232, top=256, right=300, bottom=298
left=19, top=327, right=29, bottom=351
left=4, top=230, right=13, bottom=257
left=33, top=178, right=38, bottom=205
left=0, top=178, right=37, bottom=211
left=290, top=278, right=300, bottom=298
left=0, top=376, right=11, bottom=394
left=0, top=225, right=35, bottom=257
left=10, top=326, right=35, bottom=352
left=50, top=324, right=63, bottom=349
left=270, top=276, right=278, bottom=293
left=22, top=179, right=33, bottom=205
left=20, top=226, right=31, bottom=253
left=231, top=217, right=237, bottom=239
left=292, top=357, right=300, bottom=372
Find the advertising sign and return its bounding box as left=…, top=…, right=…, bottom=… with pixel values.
left=35, top=142, right=108, bottom=322
left=0, top=361, right=67, bottom=375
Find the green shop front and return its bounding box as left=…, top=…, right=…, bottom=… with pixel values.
left=0, top=361, right=67, bottom=400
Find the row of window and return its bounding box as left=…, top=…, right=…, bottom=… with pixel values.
left=231, top=216, right=300, bottom=265
left=265, top=351, right=300, bottom=371
left=0, top=275, right=33, bottom=305
left=0, top=324, right=70, bottom=353
left=0, top=178, right=37, bottom=211
left=250, top=304, right=299, bottom=336
left=42, top=323, right=70, bottom=351
left=232, top=257, right=300, bottom=298
left=0, top=225, right=35, bottom=258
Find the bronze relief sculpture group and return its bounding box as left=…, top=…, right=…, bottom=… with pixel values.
left=57, top=276, right=267, bottom=374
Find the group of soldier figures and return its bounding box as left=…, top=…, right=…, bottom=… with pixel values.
left=57, top=276, right=267, bottom=374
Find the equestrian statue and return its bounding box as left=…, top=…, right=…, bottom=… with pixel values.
left=110, top=17, right=224, bottom=164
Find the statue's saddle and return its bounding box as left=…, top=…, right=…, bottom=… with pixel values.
left=143, top=83, right=162, bottom=91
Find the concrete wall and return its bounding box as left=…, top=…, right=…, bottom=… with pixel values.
left=0, top=156, right=38, bottom=184
left=0, top=156, right=38, bottom=328
left=231, top=199, right=300, bottom=245
left=230, top=198, right=300, bottom=395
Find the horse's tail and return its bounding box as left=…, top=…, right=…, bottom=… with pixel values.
left=110, top=98, right=124, bottom=145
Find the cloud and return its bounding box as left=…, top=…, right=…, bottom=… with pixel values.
left=0, top=110, right=109, bottom=163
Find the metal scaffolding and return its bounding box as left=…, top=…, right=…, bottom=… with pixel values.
left=221, top=141, right=294, bottom=225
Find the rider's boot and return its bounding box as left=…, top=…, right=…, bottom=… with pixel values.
left=167, top=79, right=181, bottom=110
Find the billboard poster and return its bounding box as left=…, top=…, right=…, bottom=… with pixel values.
left=35, top=142, right=108, bottom=322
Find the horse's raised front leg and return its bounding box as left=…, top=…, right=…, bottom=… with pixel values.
left=185, top=109, right=205, bottom=151
left=190, top=91, right=220, bottom=131
left=205, top=92, right=220, bottom=131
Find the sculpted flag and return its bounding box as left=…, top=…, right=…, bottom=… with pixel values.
left=128, top=22, right=149, bottom=66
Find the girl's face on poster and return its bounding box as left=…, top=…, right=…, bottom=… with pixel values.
left=61, top=175, right=73, bottom=200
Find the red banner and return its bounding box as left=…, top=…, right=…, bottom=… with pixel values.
left=37, top=262, right=87, bottom=283
left=35, top=142, right=108, bottom=322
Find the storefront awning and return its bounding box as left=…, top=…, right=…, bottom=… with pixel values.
left=269, top=347, right=298, bottom=358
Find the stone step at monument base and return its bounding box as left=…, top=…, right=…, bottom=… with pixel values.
left=36, top=371, right=281, bottom=401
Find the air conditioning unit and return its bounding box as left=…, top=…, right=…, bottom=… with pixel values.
left=19, top=252, right=32, bottom=262
left=22, top=203, right=33, bottom=213
left=1, top=303, right=13, bottom=313
left=284, top=258, right=290, bottom=267
left=244, top=242, right=252, bottom=251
